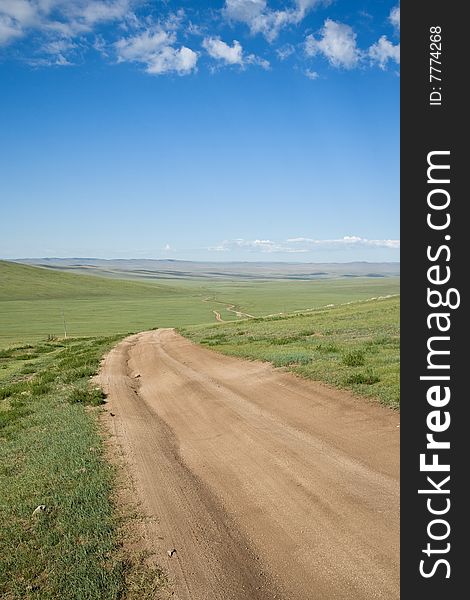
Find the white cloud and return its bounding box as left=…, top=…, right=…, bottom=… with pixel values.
left=1, top=1, right=400, bottom=77
left=146, top=45, right=197, bottom=75
left=2, top=4, right=196, bottom=76
left=389, top=5, right=400, bottom=31
left=210, top=239, right=297, bottom=253
left=276, top=43, right=295, bottom=60
left=369, top=35, right=400, bottom=69
left=162, top=8, right=186, bottom=31
left=246, top=53, right=270, bottom=69
left=286, top=236, right=400, bottom=249
left=211, top=236, right=400, bottom=254
left=0, top=14, right=23, bottom=45
left=224, top=0, right=327, bottom=42
left=286, top=235, right=400, bottom=250
left=202, top=36, right=269, bottom=69
left=72, top=0, right=132, bottom=27
left=304, top=68, right=318, bottom=79
left=0, top=0, right=37, bottom=27
left=0, top=0, right=134, bottom=46
left=115, top=28, right=198, bottom=75
left=203, top=37, right=243, bottom=65
left=224, top=0, right=266, bottom=23
left=0, top=0, right=38, bottom=44
left=42, top=38, right=77, bottom=55
left=54, top=53, right=72, bottom=65
left=305, top=19, right=360, bottom=69
left=306, top=17, right=400, bottom=72
left=30, top=38, right=77, bottom=65
left=116, top=29, right=172, bottom=61
left=26, top=53, right=74, bottom=67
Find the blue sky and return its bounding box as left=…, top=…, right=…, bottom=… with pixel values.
left=0, top=0, right=400, bottom=262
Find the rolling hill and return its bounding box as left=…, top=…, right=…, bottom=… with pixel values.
left=0, top=260, right=399, bottom=347
left=13, top=257, right=400, bottom=281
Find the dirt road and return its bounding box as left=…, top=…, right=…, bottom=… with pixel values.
left=99, top=329, right=399, bottom=600
left=208, top=301, right=254, bottom=322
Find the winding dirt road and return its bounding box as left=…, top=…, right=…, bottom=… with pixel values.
left=99, top=329, right=399, bottom=600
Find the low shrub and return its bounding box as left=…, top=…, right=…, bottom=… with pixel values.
left=271, top=352, right=312, bottom=367
left=29, top=381, right=52, bottom=396
left=68, top=386, right=106, bottom=406
left=62, top=365, right=96, bottom=383
left=342, top=350, right=365, bottom=367
left=316, top=343, right=339, bottom=354
left=345, top=371, right=380, bottom=385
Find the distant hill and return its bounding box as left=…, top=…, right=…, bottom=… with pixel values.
left=0, top=260, right=184, bottom=302
left=12, top=257, right=400, bottom=281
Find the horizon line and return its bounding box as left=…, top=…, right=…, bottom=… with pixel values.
left=5, top=257, right=401, bottom=265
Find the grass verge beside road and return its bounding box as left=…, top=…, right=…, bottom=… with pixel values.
left=0, top=335, right=166, bottom=599
left=180, top=296, right=400, bottom=409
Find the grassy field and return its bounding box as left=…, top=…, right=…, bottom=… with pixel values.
left=0, top=260, right=399, bottom=597
left=180, top=295, right=400, bottom=408
left=0, top=335, right=166, bottom=599
left=0, top=260, right=399, bottom=347
left=0, top=260, right=216, bottom=346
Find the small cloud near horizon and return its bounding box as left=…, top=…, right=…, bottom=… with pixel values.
left=209, top=236, right=400, bottom=254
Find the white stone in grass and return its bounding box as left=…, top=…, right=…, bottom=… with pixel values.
left=167, top=549, right=177, bottom=557
left=32, top=505, right=46, bottom=516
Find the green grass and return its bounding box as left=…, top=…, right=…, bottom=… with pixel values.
left=0, top=336, right=166, bottom=599
left=0, top=260, right=399, bottom=347
left=180, top=296, right=400, bottom=409
left=0, top=261, right=400, bottom=596
left=0, top=261, right=224, bottom=346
